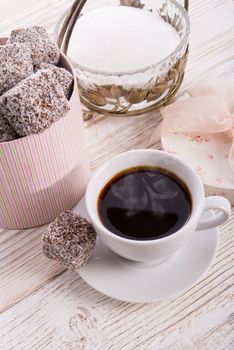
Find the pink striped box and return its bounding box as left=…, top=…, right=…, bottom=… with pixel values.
left=0, top=38, right=90, bottom=229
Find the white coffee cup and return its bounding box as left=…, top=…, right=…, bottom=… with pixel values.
left=85, top=149, right=231, bottom=263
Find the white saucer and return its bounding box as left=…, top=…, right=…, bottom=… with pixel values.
left=74, top=199, right=219, bottom=303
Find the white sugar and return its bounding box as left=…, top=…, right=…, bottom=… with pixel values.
left=69, top=6, right=180, bottom=73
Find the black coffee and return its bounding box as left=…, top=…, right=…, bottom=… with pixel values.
left=98, top=166, right=192, bottom=240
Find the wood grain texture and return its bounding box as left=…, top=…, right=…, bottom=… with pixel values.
left=0, top=215, right=233, bottom=350
left=0, top=0, right=234, bottom=349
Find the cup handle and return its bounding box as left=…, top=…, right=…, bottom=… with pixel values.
left=197, top=196, right=231, bottom=231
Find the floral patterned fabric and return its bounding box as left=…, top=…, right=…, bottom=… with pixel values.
left=161, top=77, right=234, bottom=172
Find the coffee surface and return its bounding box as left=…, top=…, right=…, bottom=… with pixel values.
left=98, top=166, right=192, bottom=240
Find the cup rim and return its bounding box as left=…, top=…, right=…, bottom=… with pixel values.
left=85, top=149, right=204, bottom=245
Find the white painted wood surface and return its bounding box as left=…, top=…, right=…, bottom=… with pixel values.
left=0, top=0, right=234, bottom=349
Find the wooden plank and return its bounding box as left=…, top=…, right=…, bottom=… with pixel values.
left=0, top=225, right=65, bottom=313
left=0, top=0, right=233, bottom=348
left=0, top=0, right=233, bottom=308
left=0, top=216, right=233, bottom=349
left=0, top=0, right=73, bottom=36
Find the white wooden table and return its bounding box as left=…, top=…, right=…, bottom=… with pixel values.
left=0, top=1, right=234, bottom=349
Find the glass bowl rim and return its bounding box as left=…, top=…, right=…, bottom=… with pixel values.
left=66, top=0, right=190, bottom=77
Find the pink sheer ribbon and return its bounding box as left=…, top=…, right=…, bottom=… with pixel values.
left=161, top=78, right=234, bottom=172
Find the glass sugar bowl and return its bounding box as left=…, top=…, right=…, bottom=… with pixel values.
left=57, top=0, right=190, bottom=116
